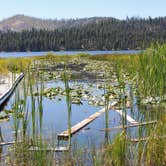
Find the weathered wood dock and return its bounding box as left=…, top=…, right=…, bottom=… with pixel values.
left=0, top=73, right=24, bottom=107
left=0, top=141, right=16, bottom=146
left=58, top=101, right=118, bottom=140
left=58, top=99, right=142, bottom=140
left=0, top=141, right=69, bottom=152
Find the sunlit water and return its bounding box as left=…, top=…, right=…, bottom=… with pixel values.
left=0, top=77, right=156, bottom=149
left=0, top=50, right=143, bottom=58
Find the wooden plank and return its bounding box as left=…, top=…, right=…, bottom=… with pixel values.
left=0, top=140, right=22, bottom=146
left=58, top=101, right=118, bottom=139
left=29, top=146, right=69, bottom=152
left=100, top=120, right=157, bottom=131
left=0, top=73, right=24, bottom=107
left=128, top=135, right=166, bottom=143
left=0, top=141, right=69, bottom=152
left=0, top=141, right=16, bottom=146
left=114, top=109, right=138, bottom=124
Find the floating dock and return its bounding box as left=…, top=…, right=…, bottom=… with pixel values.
left=58, top=99, right=141, bottom=140
left=0, top=141, right=69, bottom=152
left=58, top=101, right=118, bottom=140
left=0, top=73, right=24, bottom=107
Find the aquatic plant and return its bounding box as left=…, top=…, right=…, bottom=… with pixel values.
left=62, top=67, right=72, bottom=147
left=138, top=43, right=166, bottom=98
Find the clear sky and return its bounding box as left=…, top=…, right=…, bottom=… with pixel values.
left=0, top=0, right=166, bottom=20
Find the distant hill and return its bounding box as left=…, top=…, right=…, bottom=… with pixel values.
left=0, top=14, right=117, bottom=31
left=0, top=15, right=166, bottom=51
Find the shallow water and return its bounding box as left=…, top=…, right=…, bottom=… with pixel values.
left=0, top=77, right=157, bottom=148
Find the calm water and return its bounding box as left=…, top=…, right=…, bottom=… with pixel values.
left=0, top=50, right=143, bottom=58
left=0, top=77, right=154, bottom=147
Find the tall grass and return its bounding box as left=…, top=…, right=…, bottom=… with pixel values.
left=63, top=67, right=72, bottom=147
left=129, top=43, right=166, bottom=165
left=137, top=43, right=166, bottom=97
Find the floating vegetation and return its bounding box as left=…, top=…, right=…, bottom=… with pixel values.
left=0, top=111, right=10, bottom=122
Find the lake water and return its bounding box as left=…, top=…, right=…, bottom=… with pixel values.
left=0, top=50, right=143, bottom=58
left=0, top=77, right=154, bottom=148
left=0, top=55, right=156, bottom=153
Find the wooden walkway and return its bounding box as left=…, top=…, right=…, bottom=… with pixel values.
left=0, top=73, right=24, bottom=107
left=29, top=146, right=69, bottom=152
left=0, top=141, right=16, bottom=146
left=58, top=99, right=142, bottom=140
left=58, top=101, right=118, bottom=139
left=0, top=141, right=69, bottom=152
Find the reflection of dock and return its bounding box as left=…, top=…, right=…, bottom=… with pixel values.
left=114, top=109, right=138, bottom=124
left=0, top=73, right=24, bottom=107
left=58, top=101, right=118, bottom=140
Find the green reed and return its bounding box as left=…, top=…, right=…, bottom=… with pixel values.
left=63, top=67, right=72, bottom=147
left=128, top=43, right=166, bottom=165
left=28, top=68, right=36, bottom=141
left=138, top=43, right=166, bottom=97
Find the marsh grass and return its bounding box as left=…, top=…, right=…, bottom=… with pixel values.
left=0, top=48, right=165, bottom=165
left=129, top=43, right=166, bottom=165
left=136, top=43, right=166, bottom=97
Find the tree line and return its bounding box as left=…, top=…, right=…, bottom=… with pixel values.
left=0, top=17, right=166, bottom=51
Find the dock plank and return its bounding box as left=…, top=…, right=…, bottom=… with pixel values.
left=100, top=120, right=157, bottom=131
left=58, top=101, right=118, bottom=139
left=0, top=73, right=24, bottom=107
left=29, top=146, right=69, bottom=152
left=0, top=141, right=16, bottom=146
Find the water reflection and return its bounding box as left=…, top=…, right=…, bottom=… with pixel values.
left=0, top=73, right=160, bottom=149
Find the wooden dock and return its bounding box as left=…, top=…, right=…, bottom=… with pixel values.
left=29, top=146, right=69, bottom=152
left=58, top=101, right=118, bottom=140
left=0, top=141, right=16, bottom=146
left=0, top=73, right=24, bottom=107
left=0, top=141, right=69, bottom=152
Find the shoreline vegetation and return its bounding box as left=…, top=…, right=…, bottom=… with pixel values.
left=0, top=43, right=165, bottom=165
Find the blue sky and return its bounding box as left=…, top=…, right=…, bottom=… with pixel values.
left=0, top=0, right=166, bottom=20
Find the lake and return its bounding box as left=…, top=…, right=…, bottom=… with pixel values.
left=0, top=57, right=155, bottom=150
left=0, top=50, right=143, bottom=58
left=0, top=77, right=151, bottom=148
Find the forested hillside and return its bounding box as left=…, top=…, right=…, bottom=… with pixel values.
left=0, top=16, right=166, bottom=51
